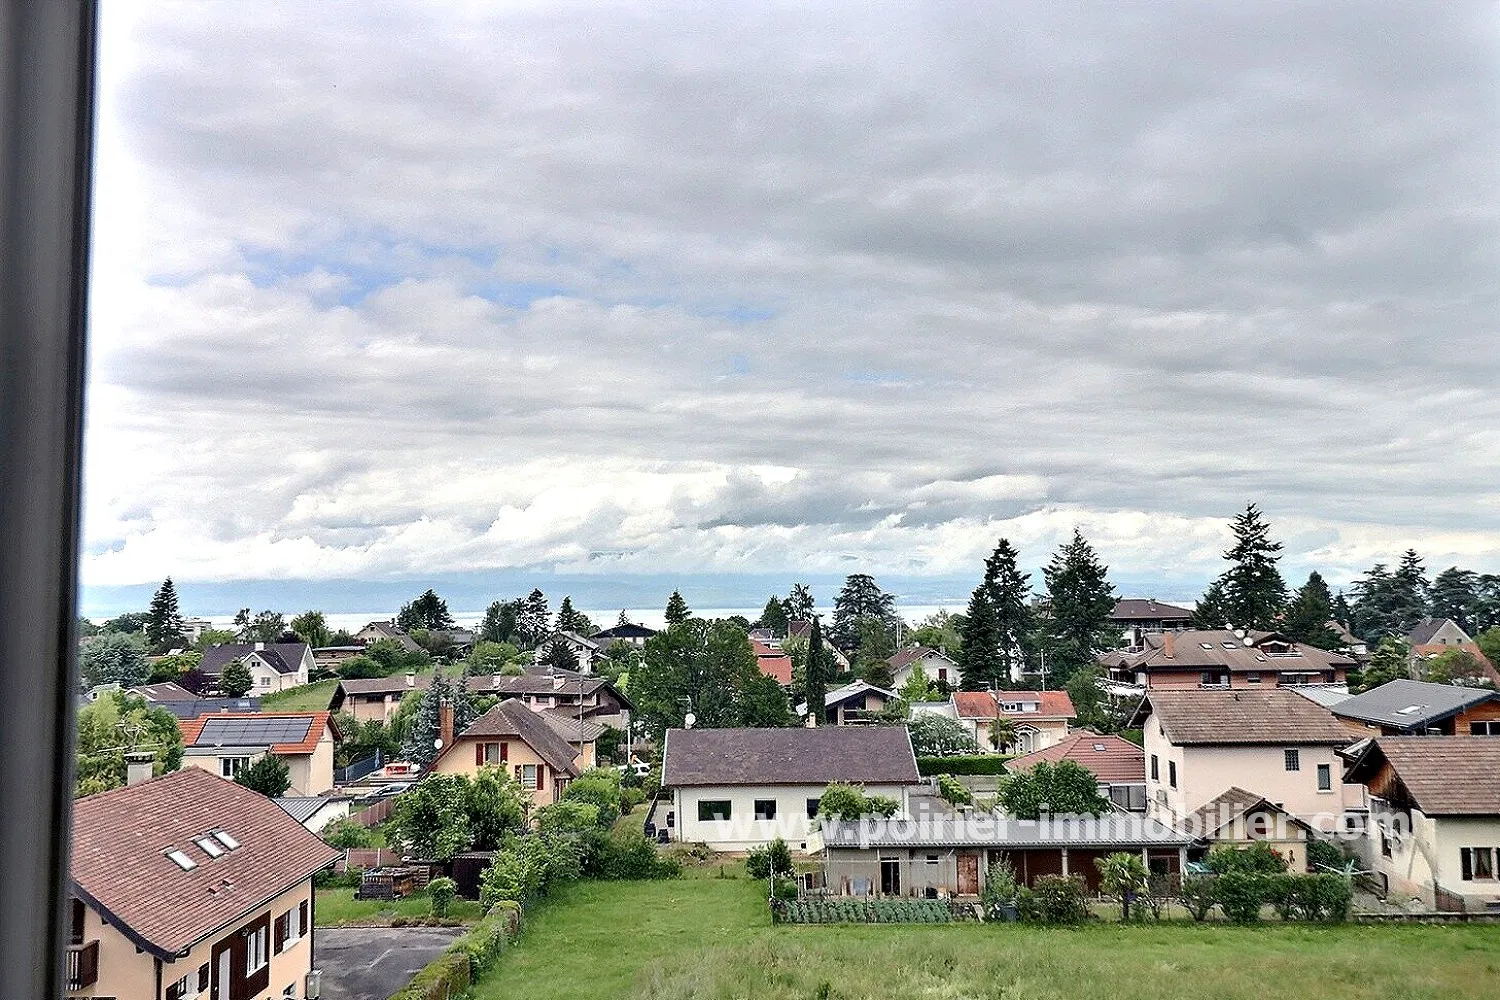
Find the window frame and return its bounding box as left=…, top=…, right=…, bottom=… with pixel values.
left=696, top=800, right=732, bottom=822
left=753, top=799, right=777, bottom=821
left=1167, top=760, right=1177, bottom=789
left=1317, top=763, right=1332, bottom=791
left=1284, top=749, right=1301, bottom=772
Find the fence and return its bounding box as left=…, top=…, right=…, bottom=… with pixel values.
left=335, top=751, right=384, bottom=785
left=351, top=796, right=397, bottom=828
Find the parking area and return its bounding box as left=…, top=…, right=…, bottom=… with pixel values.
left=315, top=926, right=467, bottom=1000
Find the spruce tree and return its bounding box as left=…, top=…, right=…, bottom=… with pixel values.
left=830, top=574, right=895, bottom=651
left=959, top=539, right=1031, bottom=689
left=785, top=583, right=815, bottom=620
left=1041, top=530, right=1117, bottom=687
left=1283, top=572, right=1343, bottom=649
left=145, top=577, right=187, bottom=651
left=664, top=590, right=691, bottom=627
left=401, top=673, right=450, bottom=768
left=755, top=595, right=790, bottom=636
left=1390, top=549, right=1430, bottom=635
left=1215, top=504, right=1287, bottom=629
left=397, top=589, right=456, bottom=632
left=804, top=617, right=831, bottom=725
left=516, top=589, right=550, bottom=648
left=555, top=595, right=591, bottom=635
left=616, top=609, right=630, bottom=628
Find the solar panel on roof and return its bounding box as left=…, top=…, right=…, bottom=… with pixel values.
left=197, top=717, right=313, bottom=746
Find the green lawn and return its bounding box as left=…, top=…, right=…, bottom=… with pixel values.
left=472, top=877, right=1500, bottom=1000
left=260, top=678, right=341, bottom=712
left=315, top=887, right=484, bottom=926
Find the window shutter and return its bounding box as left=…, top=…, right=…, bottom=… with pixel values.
left=299, top=899, right=309, bottom=937
left=165, top=981, right=181, bottom=1000
left=1462, top=848, right=1474, bottom=881
left=198, top=963, right=210, bottom=991
left=537, top=766, right=545, bottom=791
left=274, top=912, right=287, bottom=953
left=500, top=741, right=508, bottom=761
left=514, top=764, right=522, bottom=781
left=475, top=743, right=485, bottom=766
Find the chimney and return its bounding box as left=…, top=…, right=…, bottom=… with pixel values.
left=438, top=700, right=455, bottom=750
left=125, top=751, right=154, bottom=786
left=254, top=641, right=264, bottom=651
left=405, top=671, right=416, bottom=688
left=1163, top=633, right=1175, bottom=659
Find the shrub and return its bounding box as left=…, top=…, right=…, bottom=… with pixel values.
left=621, top=785, right=646, bottom=809
left=597, top=831, right=683, bottom=880
left=771, top=876, right=800, bottom=901
left=818, top=782, right=899, bottom=820
left=746, top=838, right=794, bottom=880
left=1179, top=874, right=1217, bottom=921
left=1306, top=838, right=1346, bottom=873
left=1027, top=874, right=1090, bottom=924
left=916, top=755, right=1012, bottom=776
left=1095, top=852, right=1150, bottom=921
left=980, top=861, right=1020, bottom=917
left=1206, top=842, right=1288, bottom=876
left=449, top=902, right=520, bottom=979
left=321, top=817, right=376, bottom=850
left=562, top=769, right=624, bottom=818
left=937, top=774, right=973, bottom=806
left=427, top=877, right=457, bottom=918
left=1302, top=873, right=1353, bottom=922
left=1215, top=871, right=1268, bottom=923
left=388, top=950, right=470, bottom=1000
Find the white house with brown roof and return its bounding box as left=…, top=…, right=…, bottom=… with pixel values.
left=1132, top=689, right=1365, bottom=833
left=427, top=698, right=584, bottom=808
left=951, top=690, right=1074, bottom=753
left=1345, top=737, right=1500, bottom=911
left=888, top=645, right=961, bottom=689
left=1189, top=786, right=1317, bottom=872
left=66, top=767, right=338, bottom=1000
left=179, top=712, right=340, bottom=796
left=1100, top=629, right=1353, bottom=692
left=660, top=726, right=922, bottom=851
left=328, top=671, right=430, bottom=722
left=199, top=642, right=313, bottom=694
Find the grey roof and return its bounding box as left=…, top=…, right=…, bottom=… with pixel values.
left=1100, top=629, right=1354, bottom=673
left=1110, top=599, right=1195, bottom=622
left=1329, top=678, right=1498, bottom=730
left=821, top=813, right=1194, bottom=850
left=1345, top=737, right=1500, bottom=816
left=132, top=681, right=198, bottom=701
left=453, top=699, right=581, bottom=775
left=661, top=726, right=920, bottom=787
left=274, top=796, right=345, bottom=824
left=1407, top=617, right=1466, bottom=646
left=1289, top=684, right=1354, bottom=709
left=199, top=642, right=309, bottom=676
left=540, top=710, right=608, bottom=744
left=796, top=680, right=896, bottom=715
left=1132, top=689, right=1353, bottom=746
left=591, top=622, right=658, bottom=640
left=1189, top=786, right=1314, bottom=838
left=149, top=697, right=261, bottom=720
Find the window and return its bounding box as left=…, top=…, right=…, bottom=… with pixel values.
left=1471, top=721, right=1500, bottom=736
left=1284, top=749, right=1301, bottom=772
left=213, top=830, right=240, bottom=850
left=478, top=741, right=507, bottom=765
left=1150, top=754, right=1159, bottom=781
left=925, top=854, right=940, bottom=865
left=275, top=900, right=308, bottom=953
left=1168, top=760, right=1177, bottom=789
left=697, top=800, right=732, bottom=822
left=258, top=675, right=271, bottom=686
left=1461, top=847, right=1498, bottom=881
left=516, top=763, right=540, bottom=789
left=753, top=799, right=777, bottom=820
left=806, top=798, right=821, bottom=819
left=165, top=849, right=197, bottom=871
left=198, top=964, right=210, bottom=992
left=69, top=897, right=85, bottom=945
left=1246, top=671, right=1261, bottom=684
left=195, top=836, right=224, bottom=858
left=220, top=757, right=250, bottom=778
left=245, top=924, right=269, bottom=975
left=1317, top=763, right=1332, bottom=791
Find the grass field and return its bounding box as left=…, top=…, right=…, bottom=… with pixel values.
left=315, top=887, right=484, bottom=926
left=471, top=877, right=1500, bottom=1000
left=260, top=678, right=340, bottom=712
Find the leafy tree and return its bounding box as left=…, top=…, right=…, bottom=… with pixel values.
left=906, top=713, right=981, bottom=757
left=802, top=616, right=832, bottom=726
left=479, top=599, right=521, bottom=644
left=1423, top=648, right=1492, bottom=687
left=1096, top=852, right=1150, bottom=921
left=1067, top=665, right=1123, bottom=733
left=1356, top=637, right=1410, bottom=692
left=1282, top=572, right=1344, bottom=650
left=1040, top=530, right=1117, bottom=688
left=233, top=609, right=286, bottom=643
left=960, top=539, right=1031, bottom=689
left=389, top=773, right=475, bottom=861
left=785, top=583, right=816, bottom=620
left=397, top=589, right=456, bottom=632
left=77, top=616, right=102, bottom=638
left=467, top=766, right=532, bottom=849
left=664, top=590, right=691, bottom=627
left=101, top=611, right=149, bottom=635
left=234, top=754, right=291, bottom=797
left=629, top=619, right=761, bottom=740
left=193, top=627, right=238, bottom=651
left=854, top=616, right=896, bottom=687
left=898, top=664, right=942, bottom=703
left=999, top=760, right=1109, bottom=819
left=554, top=596, right=593, bottom=636
left=1476, top=575, right=1500, bottom=632
left=1216, top=504, right=1287, bottom=629
left=830, top=574, right=895, bottom=651
left=321, top=818, right=377, bottom=850
left=289, top=610, right=332, bottom=649
left=1191, top=579, right=1231, bottom=629
left=1478, top=628, right=1500, bottom=673
left=73, top=692, right=183, bottom=797
left=147, top=651, right=202, bottom=684
left=754, top=595, right=789, bottom=636
left=219, top=659, right=254, bottom=697
left=145, top=578, right=187, bottom=651
left=818, top=782, right=899, bottom=821
left=739, top=671, right=794, bottom=727
left=516, top=589, right=551, bottom=649
left=1429, top=567, right=1480, bottom=633
left=910, top=609, right=963, bottom=656
left=79, top=632, right=151, bottom=689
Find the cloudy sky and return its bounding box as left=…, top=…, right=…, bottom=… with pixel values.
left=82, top=1, right=1500, bottom=617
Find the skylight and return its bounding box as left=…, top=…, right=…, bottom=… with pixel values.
left=195, top=837, right=224, bottom=858
left=1394, top=706, right=1422, bottom=716
left=1221, top=642, right=1238, bottom=649
left=166, top=849, right=197, bottom=871
left=212, top=830, right=240, bottom=850
left=1093, top=743, right=1107, bottom=751
left=1200, top=643, right=1214, bottom=649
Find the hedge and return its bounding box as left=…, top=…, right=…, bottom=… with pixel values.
left=387, top=951, right=470, bottom=1000
left=917, top=755, right=1014, bottom=776
left=388, top=902, right=523, bottom=1000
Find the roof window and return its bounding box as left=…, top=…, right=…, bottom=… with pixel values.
left=195, top=837, right=224, bottom=858
left=1200, top=643, right=1214, bottom=649
left=1093, top=743, right=1107, bottom=752
left=212, top=830, right=240, bottom=850
left=165, top=849, right=197, bottom=871
left=1221, top=642, right=1238, bottom=649
left=1394, top=706, right=1422, bottom=716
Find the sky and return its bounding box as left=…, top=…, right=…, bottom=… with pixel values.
left=82, top=2, right=1500, bottom=618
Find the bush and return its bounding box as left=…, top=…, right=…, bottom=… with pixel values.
left=771, top=876, right=800, bottom=902
left=1206, top=842, right=1288, bottom=876
left=388, top=950, right=470, bottom=1000
left=937, top=774, right=973, bottom=806
left=321, top=818, right=376, bottom=850
left=1300, top=873, right=1353, bottom=922
left=597, top=831, right=683, bottom=880
left=621, top=785, right=646, bottom=809
left=314, top=868, right=361, bottom=889
left=916, top=755, right=1012, bottom=776
left=427, top=877, right=457, bottom=918
left=980, top=861, right=1020, bottom=917
left=449, top=902, right=520, bottom=979
left=1179, top=874, right=1217, bottom=921
left=1027, top=874, right=1090, bottom=924
left=562, top=769, right=624, bottom=818
left=1306, top=838, right=1346, bottom=873
left=818, top=782, right=899, bottom=820
left=1215, top=871, right=1268, bottom=923
left=746, top=838, right=794, bottom=880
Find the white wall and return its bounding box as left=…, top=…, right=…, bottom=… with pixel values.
left=671, top=784, right=913, bottom=851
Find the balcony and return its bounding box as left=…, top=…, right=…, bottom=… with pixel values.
left=66, top=940, right=98, bottom=991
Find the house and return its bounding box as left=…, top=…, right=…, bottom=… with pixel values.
left=1110, top=598, right=1195, bottom=648
left=354, top=620, right=422, bottom=653
left=589, top=620, right=658, bottom=649
left=752, top=638, right=793, bottom=686
left=888, top=645, right=961, bottom=690
left=1408, top=617, right=1473, bottom=649
left=66, top=767, right=338, bottom=1000
left=817, top=812, right=1195, bottom=897
left=1328, top=678, right=1500, bottom=737
left=328, top=671, right=430, bottom=722
left=1099, top=629, right=1353, bottom=692
left=1007, top=733, right=1146, bottom=812
left=1131, top=689, right=1363, bottom=831
left=1188, top=786, right=1317, bottom=872
left=538, top=711, right=606, bottom=772
left=535, top=630, right=602, bottom=673
left=179, top=712, right=341, bottom=796
left=468, top=667, right=633, bottom=729
left=311, top=644, right=365, bottom=669
left=128, top=681, right=262, bottom=719
left=797, top=680, right=896, bottom=725
left=274, top=795, right=352, bottom=834
left=951, top=690, right=1074, bottom=754
left=428, top=698, right=583, bottom=807
left=181, top=616, right=214, bottom=642
left=786, top=620, right=853, bottom=672
left=660, top=726, right=922, bottom=851
left=199, top=641, right=313, bottom=694
left=1328, top=620, right=1368, bottom=658
left=1344, top=737, right=1500, bottom=911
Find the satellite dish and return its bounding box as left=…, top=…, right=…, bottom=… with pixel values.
left=684, top=712, right=696, bottom=729
left=432, top=737, right=444, bottom=750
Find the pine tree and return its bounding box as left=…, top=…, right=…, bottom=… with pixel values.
left=664, top=590, right=691, bottom=628
left=1428, top=567, right=1478, bottom=634
left=1390, top=549, right=1430, bottom=635
left=804, top=617, right=831, bottom=725
left=401, top=673, right=450, bottom=768
left=959, top=539, right=1031, bottom=689
left=1192, top=579, right=1229, bottom=628
left=616, top=609, right=630, bottom=628
left=785, top=583, right=815, bottom=621
left=754, top=595, right=790, bottom=637
left=958, top=584, right=1001, bottom=689
left=516, top=589, right=550, bottom=648
left=1283, top=572, right=1343, bottom=649
left=555, top=596, right=592, bottom=635
left=145, top=577, right=187, bottom=651
left=1041, top=530, right=1117, bottom=687
left=542, top=638, right=580, bottom=671
left=396, top=589, right=456, bottom=632
left=830, top=574, right=895, bottom=651
left=1216, top=504, right=1287, bottom=629
left=452, top=666, right=479, bottom=734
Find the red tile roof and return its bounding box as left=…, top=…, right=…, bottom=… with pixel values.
left=1007, top=733, right=1144, bottom=784
left=752, top=639, right=793, bottom=684
left=952, top=690, right=1075, bottom=720
left=180, top=711, right=339, bottom=755
left=70, top=768, right=338, bottom=958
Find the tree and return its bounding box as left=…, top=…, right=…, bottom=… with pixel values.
left=148, top=651, right=202, bottom=683
left=960, top=539, right=1031, bottom=689
left=1422, top=648, right=1492, bottom=687
left=145, top=578, right=187, bottom=651
left=400, top=674, right=450, bottom=768
left=1216, top=504, right=1287, bottom=629
left=219, top=659, right=254, bottom=697
left=479, top=599, right=522, bottom=644
left=193, top=627, right=238, bottom=651
left=906, top=713, right=981, bottom=757
left=1355, top=637, right=1410, bottom=692
left=818, top=782, right=899, bottom=821
left=785, top=583, right=815, bottom=620
left=234, top=755, right=291, bottom=797
left=74, top=692, right=183, bottom=797
left=1477, top=575, right=1500, bottom=632
left=1096, top=852, right=1150, bottom=921
left=830, top=574, right=895, bottom=651
left=289, top=610, right=331, bottom=649
left=898, top=664, right=942, bottom=704
left=988, top=717, right=1018, bottom=754
left=233, top=609, right=287, bottom=643
left=739, top=672, right=794, bottom=727
left=1040, top=530, right=1117, bottom=688
left=397, top=589, right=456, bottom=632
left=516, top=589, right=551, bottom=649
left=1478, top=627, right=1500, bottom=673
left=555, top=596, right=593, bottom=636
left=999, top=760, right=1110, bottom=819
left=664, top=590, right=691, bottom=627
left=541, top=638, right=580, bottom=671
left=754, top=595, right=789, bottom=637
left=77, top=616, right=102, bottom=638
left=1282, top=572, right=1344, bottom=650
left=911, top=609, right=962, bottom=656
left=1192, top=579, right=1231, bottom=629
left=1067, top=665, right=1122, bottom=733
left=466, top=767, right=531, bottom=850
left=389, top=773, right=475, bottom=861
left=1391, top=549, right=1430, bottom=633
left=802, top=616, right=832, bottom=726
left=1430, top=567, right=1480, bottom=634
left=616, top=609, right=630, bottom=628
left=629, top=619, right=762, bottom=740
left=101, top=611, right=148, bottom=634
left=78, top=632, right=150, bottom=689
left=854, top=616, right=896, bottom=687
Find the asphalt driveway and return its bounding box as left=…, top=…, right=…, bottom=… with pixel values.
left=316, top=926, right=467, bottom=1000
